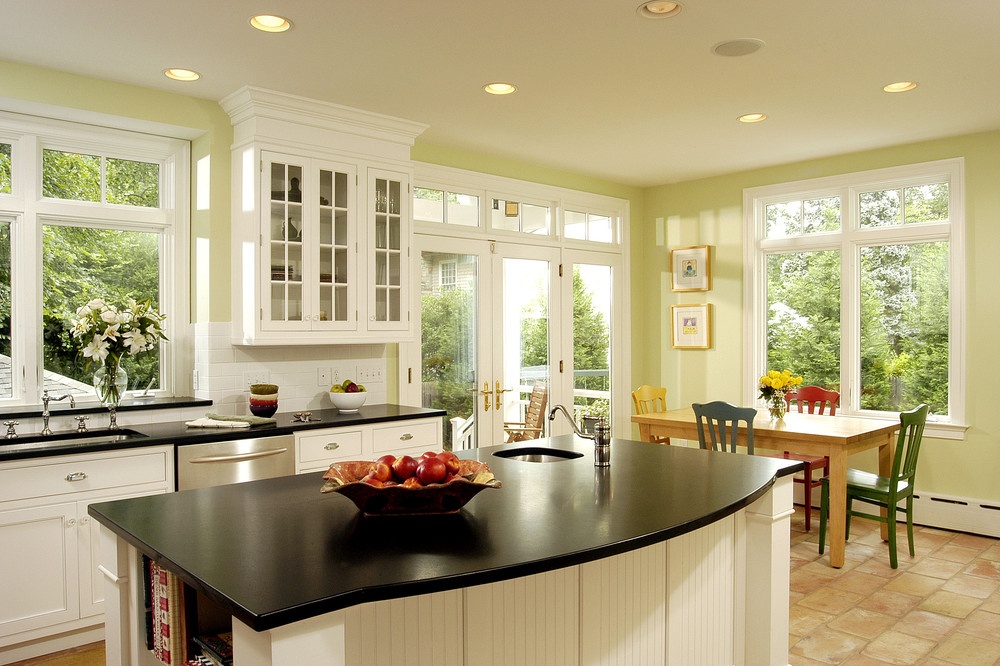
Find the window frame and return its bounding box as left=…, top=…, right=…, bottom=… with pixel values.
left=742, top=159, right=966, bottom=438
left=0, top=110, right=189, bottom=406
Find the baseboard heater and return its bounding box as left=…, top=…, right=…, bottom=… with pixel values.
left=796, top=487, right=1000, bottom=539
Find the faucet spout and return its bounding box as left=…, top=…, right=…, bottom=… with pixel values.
left=41, top=390, right=76, bottom=436
left=548, top=404, right=592, bottom=439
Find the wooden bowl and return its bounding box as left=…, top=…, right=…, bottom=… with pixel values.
left=320, top=459, right=501, bottom=515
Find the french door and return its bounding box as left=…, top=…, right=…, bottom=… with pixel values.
left=406, top=236, right=557, bottom=449
left=403, top=235, right=622, bottom=450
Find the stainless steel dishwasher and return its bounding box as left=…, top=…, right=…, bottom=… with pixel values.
left=176, top=434, right=295, bottom=490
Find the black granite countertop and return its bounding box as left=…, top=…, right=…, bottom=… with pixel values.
left=0, top=404, right=446, bottom=462
left=89, top=435, right=802, bottom=632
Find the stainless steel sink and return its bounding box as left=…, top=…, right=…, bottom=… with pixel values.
left=1, top=428, right=149, bottom=449
left=493, top=447, right=584, bottom=463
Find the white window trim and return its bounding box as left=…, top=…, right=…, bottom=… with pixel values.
left=0, top=108, right=190, bottom=405
left=742, top=158, right=966, bottom=440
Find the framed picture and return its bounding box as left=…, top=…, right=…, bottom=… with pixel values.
left=670, top=245, right=711, bottom=292
left=671, top=304, right=712, bottom=349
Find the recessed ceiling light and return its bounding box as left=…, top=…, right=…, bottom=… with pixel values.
left=484, top=82, right=517, bottom=95
left=249, top=14, right=292, bottom=33
left=163, top=68, right=200, bottom=82
left=637, top=1, right=682, bottom=19
left=883, top=81, right=917, bottom=93
left=713, top=38, right=765, bottom=57
left=738, top=113, right=767, bottom=123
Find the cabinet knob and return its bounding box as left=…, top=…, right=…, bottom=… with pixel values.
left=66, top=518, right=76, bottom=528
left=65, top=471, right=88, bottom=482
left=324, top=442, right=340, bottom=450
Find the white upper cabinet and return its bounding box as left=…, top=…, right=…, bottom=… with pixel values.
left=223, top=87, right=426, bottom=345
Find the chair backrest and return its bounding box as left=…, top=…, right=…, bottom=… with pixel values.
left=692, top=401, right=757, bottom=454
left=890, top=404, right=929, bottom=493
left=785, top=386, right=840, bottom=416
left=523, top=382, right=549, bottom=433
left=632, top=385, right=667, bottom=415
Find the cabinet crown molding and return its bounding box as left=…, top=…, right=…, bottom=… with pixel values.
left=220, top=86, right=427, bottom=150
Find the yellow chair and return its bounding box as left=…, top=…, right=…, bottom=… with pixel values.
left=632, top=385, right=668, bottom=443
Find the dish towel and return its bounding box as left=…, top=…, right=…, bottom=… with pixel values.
left=185, top=413, right=277, bottom=428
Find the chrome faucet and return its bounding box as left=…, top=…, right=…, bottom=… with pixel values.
left=548, top=404, right=611, bottom=466
left=41, top=390, right=76, bottom=436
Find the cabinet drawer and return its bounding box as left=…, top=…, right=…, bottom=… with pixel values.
left=297, top=429, right=364, bottom=464
left=372, top=420, right=440, bottom=454
left=0, top=450, right=170, bottom=503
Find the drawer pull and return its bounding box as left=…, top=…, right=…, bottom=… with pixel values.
left=98, top=564, right=128, bottom=586
left=324, top=442, right=340, bottom=450
left=399, top=433, right=414, bottom=441
left=65, top=472, right=88, bottom=482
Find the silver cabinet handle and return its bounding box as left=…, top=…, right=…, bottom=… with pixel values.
left=324, top=442, right=340, bottom=450
left=399, top=433, right=413, bottom=441
left=65, top=472, right=87, bottom=482
left=187, top=448, right=289, bottom=464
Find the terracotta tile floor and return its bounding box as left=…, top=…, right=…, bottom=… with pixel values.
left=18, top=507, right=1000, bottom=666
left=789, top=505, right=1000, bottom=665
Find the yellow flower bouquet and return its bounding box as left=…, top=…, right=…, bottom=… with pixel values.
left=758, top=369, right=803, bottom=419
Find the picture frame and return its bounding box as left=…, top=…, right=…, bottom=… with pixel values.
left=671, top=304, right=712, bottom=349
left=670, top=245, right=711, bottom=292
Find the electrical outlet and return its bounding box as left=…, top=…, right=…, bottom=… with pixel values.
left=243, top=370, right=270, bottom=389
left=192, top=369, right=200, bottom=391
left=332, top=368, right=343, bottom=385
left=357, top=365, right=384, bottom=383
left=318, top=367, right=332, bottom=386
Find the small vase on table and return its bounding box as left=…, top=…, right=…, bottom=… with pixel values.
left=768, top=393, right=787, bottom=421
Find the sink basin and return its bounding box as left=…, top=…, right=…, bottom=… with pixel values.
left=1, top=428, right=149, bottom=450
left=493, top=447, right=584, bottom=463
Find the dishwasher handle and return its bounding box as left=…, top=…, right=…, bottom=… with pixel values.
left=186, top=447, right=289, bottom=464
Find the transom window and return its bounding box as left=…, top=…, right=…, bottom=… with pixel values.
left=744, top=159, right=965, bottom=432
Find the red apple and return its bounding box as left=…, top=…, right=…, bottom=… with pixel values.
left=391, top=455, right=419, bottom=481
left=437, top=451, right=461, bottom=474
left=361, top=474, right=384, bottom=488
left=416, top=457, right=447, bottom=485
left=421, top=451, right=438, bottom=460
left=402, top=476, right=423, bottom=489
left=375, top=454, right=397, bottom=468
left=345, top=382, right=360, bottom=393
left=368, top=461, right=392, bottom=483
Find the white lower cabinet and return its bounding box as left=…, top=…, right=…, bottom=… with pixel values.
left=295, top=417, right=442, bottom=473
left=0, top=446, right=173, bottom=660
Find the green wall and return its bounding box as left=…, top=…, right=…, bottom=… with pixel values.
left=639, top=131, right=1000, bottom=502
left=4, top=59, right=996, bottom=504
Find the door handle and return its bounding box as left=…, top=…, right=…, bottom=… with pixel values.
left=468, top=381, right=491, bottom=411
left=187, top=448, right=289, bottom=463
left=494, top=381, right=511, bottom=406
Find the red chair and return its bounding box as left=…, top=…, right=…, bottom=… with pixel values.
left=776, top=386, right=839, bottom=531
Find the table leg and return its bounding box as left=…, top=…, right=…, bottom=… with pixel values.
left=877, top=432, right=895, bottom=541
left=638, top=423, right=652, bottom=443
left=827, top=450, right=848, bottom=568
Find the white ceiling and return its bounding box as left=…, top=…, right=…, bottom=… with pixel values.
left=3, top=0, right=999, bottom=187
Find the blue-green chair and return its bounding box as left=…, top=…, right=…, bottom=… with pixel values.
left=819, top=404, right=928, bottom=568
left=692, top=401, right=757, bottom=454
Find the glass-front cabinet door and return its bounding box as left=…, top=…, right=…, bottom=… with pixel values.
left=367, top=168, right=409, bottom=331
left=262, top=152, right=356, bottom=332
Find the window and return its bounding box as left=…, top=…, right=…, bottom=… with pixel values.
left=439, top=260, right=457, bottom=290
left=413, top=187, right=479, bottom=227
left=0, top=112, right=186, bottom=405
left=744, top=159, right=964, bottom=431
left=564, top=209, right=614, bottom=243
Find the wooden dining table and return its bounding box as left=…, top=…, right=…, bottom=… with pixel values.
left=632, top=407, right=901, bottom=568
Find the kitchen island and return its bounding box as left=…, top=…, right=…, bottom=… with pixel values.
left=91, top=436, right=801, bottom=665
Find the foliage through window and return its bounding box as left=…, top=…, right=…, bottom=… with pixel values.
left=747, top=160, right=963, bottom=422
left=0, top=115, right=182, bottom=405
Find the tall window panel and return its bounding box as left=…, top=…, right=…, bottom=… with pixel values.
left=0, top=114, right=184, bottom=405
left=745, top=159, right=964, bottom=431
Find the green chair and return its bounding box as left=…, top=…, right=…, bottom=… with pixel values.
left=818, top=404, right=928, bottom=569
left=692, top=401, right=757, bottom=454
